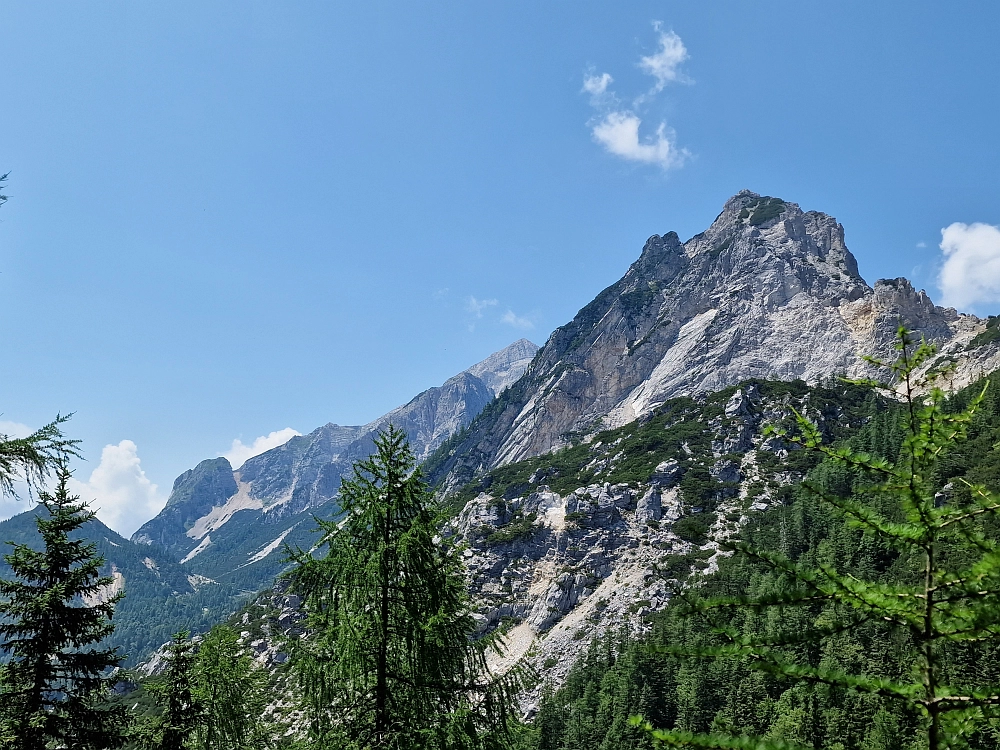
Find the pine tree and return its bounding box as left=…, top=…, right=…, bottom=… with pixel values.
left=632, top=328, right=1000, bottom=749
left=0, top=465, right=127, bottom=749
left=285, top=424, right=520, bottom=750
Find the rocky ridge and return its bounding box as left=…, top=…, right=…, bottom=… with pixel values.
left=425, top=191, right=986, bottom=493
left=132, top=191, right=1000, bottom=709
left=132, top=339, right=538, bottom=589
left=441, top=378, right=881, bottom=709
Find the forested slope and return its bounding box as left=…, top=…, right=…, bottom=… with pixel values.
left=519, top=370, right=1000, bottom=750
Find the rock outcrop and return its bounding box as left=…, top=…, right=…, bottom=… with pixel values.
left=427, top=191, right=985, bottom=491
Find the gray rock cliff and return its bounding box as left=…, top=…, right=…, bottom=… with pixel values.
left=427, top=191, right=982, bottom=491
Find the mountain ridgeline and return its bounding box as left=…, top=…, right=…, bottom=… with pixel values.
left=9, top=189, right=1000, bottom=682
left=165, top=191, right=1000, bottom=709
left=424, top=191, right=994, bottom=493
left=131, top=338, right=539, bottom=589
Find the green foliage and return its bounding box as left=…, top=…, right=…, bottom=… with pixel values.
left=135, top=626, right=274, bottom=750
left=487, top=512, right=539, bottom=546
left=284, top=425, right=521, bottom=749
left=966, top=316, right=1000, bottom=351
left=192, top=625, right=273, bottom=750
left=631, top=329, right=1000, bottom=750
left=0, top=509, right=241, bottom=668
left=672, top=513, right=716, bottom=545
left=0, top=412, right=81, bottom=499
left=444, top=379, right=878, bottom=520
left=519, top=336, right=1000, bottom=750
left=0, top=467, right=127, bottom=749
left=619, top=282, right=660, bottom=317
left=138, top=632, right=201, bottom=750
left=747, top=197, right=787, bottom=226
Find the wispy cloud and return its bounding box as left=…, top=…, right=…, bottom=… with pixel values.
left=592, top=113, right=685, bottom=170
left=916, top=241, right=927, bottom=248
left=501, top=310, right=534, bottom=330
left=938, top=222, right=1000, bottom=310
left=582, top=72, right=613, bottom=98
left=68, top=440, right=165, bottom=537
left=223, top=427, right=301, bottom=470
left=465, top=296, right=498, bottom=318
left=581, top=25, right=690, bottom=171
left=639, top=30, right=690, bottom=92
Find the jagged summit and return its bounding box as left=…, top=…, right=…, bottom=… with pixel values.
left=426, top=191, right=985, bottom=482
left=132, top=338, right=539, bottom=580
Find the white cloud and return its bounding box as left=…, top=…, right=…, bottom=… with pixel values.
left=916, top=241, right=927, bottom=248
left=465, top=296, right=498, bottom=318
left=938, top=222, right=1000, bottom=310
left=639, top=30, right=690, bottom=91
left=0, top=421, right=32, bottom=439
left=581, top=28, right=689, bottom=171
left=501, top=310, right=534, bottom=330
left=222, top=428, right=300, bottom=470
left=582, top=72, right=613, bottom=97
left=68, top=440, right=164, bottom=537
left=592, top=112, right=686, bottom=170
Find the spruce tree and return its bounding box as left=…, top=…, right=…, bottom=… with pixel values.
left=631, top=329, right=1000, bottom=749
left=140, top=632, right=202, bottom=750
left=285, top=425, right=520, bottom=750
left=0, top=465, right=127, bottom=749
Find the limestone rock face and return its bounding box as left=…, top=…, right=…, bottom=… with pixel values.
left=428, top=191, right=983, bottom=488
left=131, top=339, right=539, bottom=576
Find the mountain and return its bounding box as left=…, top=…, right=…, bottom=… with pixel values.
left=132, top=339, right=539, bottom=590
left=0, top=507, right=239, bottom=667
left=425, top=191, right=986, bottom=491
left=130, top=191, right=1000, bottom=704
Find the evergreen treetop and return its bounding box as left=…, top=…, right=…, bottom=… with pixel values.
left=285, top=424, right=521, bottom=749
left=0, top=465, right=127, bottom=749
left=0, top=413, right=81, bottom=499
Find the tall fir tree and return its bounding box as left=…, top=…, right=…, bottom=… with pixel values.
left=138, top=631, right=202, bottom=750
left=631, top=329, right=1000, bottom=749
left=0, top=465, right=127, bottom=749
left=285, top=425, right=520, bottom=750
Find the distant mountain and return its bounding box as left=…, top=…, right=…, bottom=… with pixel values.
left=132, top=339, right=539, bottom=590
left=425, top=191, right=987, bottom=491
left=0, top=507, right=239, bottom=667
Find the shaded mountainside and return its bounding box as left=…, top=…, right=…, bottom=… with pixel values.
left=425, top=191, right=988, bottom=493
left=0, top=508, right=239, bottom=668
left=131, top=339, right=539, bottom=590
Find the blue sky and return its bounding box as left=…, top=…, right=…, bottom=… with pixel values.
left=2, top=2, right=999, bottom=533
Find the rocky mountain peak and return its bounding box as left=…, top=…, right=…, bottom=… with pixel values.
left=426, top=191, right=983, bottom=481
left=132, top=338, right=540, bottom=578
left=462, top=338, right=539, bottom=395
